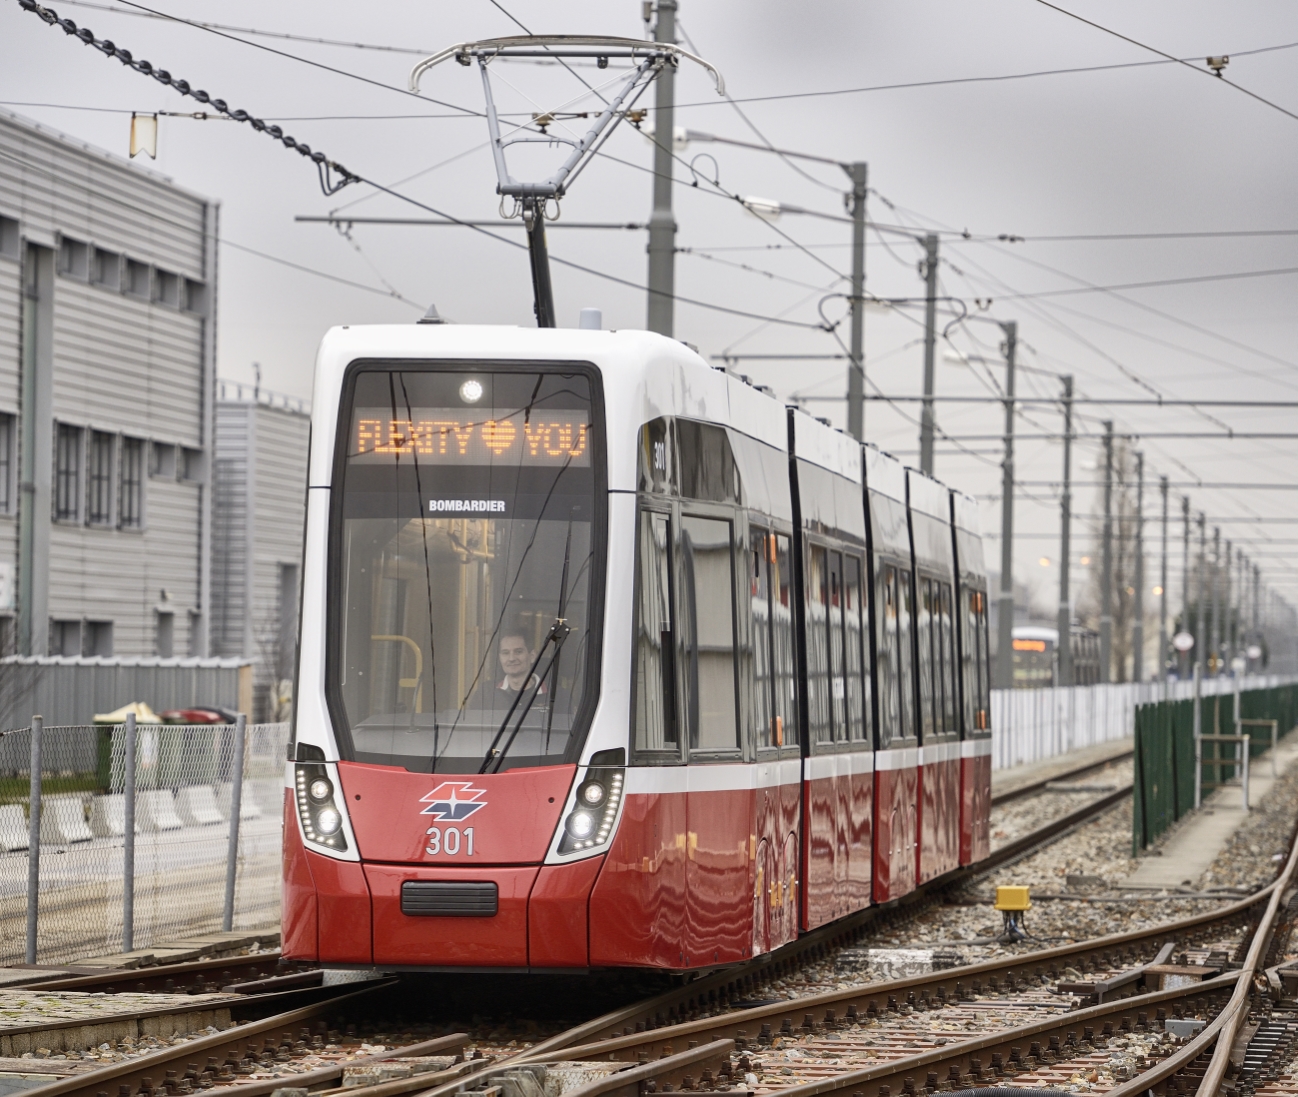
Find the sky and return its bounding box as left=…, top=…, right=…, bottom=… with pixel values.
left=2, top=0, right=1297, bottom=623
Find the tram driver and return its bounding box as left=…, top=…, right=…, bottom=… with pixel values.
left=496, top=627, right=548, bottom=699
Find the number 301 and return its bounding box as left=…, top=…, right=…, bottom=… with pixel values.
left=425, top=826, right=474, bottom=856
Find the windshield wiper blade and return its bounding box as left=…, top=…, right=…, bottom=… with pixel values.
left=479, top=617, right=572, bottom=774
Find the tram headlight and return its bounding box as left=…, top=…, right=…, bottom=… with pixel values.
left=294, top=762, right=350, bottom=854
left=566, top=811, right=596, bottom=839
left=557, top=749, right=625, bottom=855
left=459, top=379, right=484, bottom=403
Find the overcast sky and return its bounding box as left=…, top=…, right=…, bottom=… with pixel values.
left=3, top=0, right=1298, bottom=617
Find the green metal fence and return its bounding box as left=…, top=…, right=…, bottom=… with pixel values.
left=1133, top=684, right=1298, bottom=855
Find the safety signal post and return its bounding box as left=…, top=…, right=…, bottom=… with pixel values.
left=408, top=36, right=723, bottom=328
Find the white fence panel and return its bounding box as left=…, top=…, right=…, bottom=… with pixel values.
left=990, top=675, right=1289, bottom=771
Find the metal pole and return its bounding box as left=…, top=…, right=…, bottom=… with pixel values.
left=995, top=321, right=1017, bottom=690
left=222, top=713, right=246, bottom=933
left=1099, top=421, right=1115, bottom=683
left=1056, top=375, right=1074, bottom=687
left=646, top=0, right=677, bottom=337
left=1133, top=450, right=1145, bottom=682
left=523, top=197, right=556, bottom=328
left=1210, top=527, right=1221, bottom=676
left=122, top=712, right=136, bottom=953
left=846, top=161, right=868, bottom=441
left=1196, top=513, right=1207, bottom=681
left=918, top=233, right=938, bottom=470
left=1181, top=496, right=1191, bottom=678
left=1159, top=475, right=1169, bottom=683
left=1224, top=540, right=1233, bottom=671
left=1193, top=662, right=1202, bottom=808
left=24, top=715, right=41, bottom=964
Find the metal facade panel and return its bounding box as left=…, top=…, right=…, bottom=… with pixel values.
left=250, top=402, right=308, bottom=633
left=50, top=281, right=203, bottom=441
left=211, top=402, right=252, bottom=658
left=0, top=254, right=19, bottom=412
left=0, top=111, right=208, bottom=277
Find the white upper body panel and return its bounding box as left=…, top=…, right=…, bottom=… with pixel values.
left=862, top=443, right=905, bottom=503
left=308, top=325, right=758, bottom=492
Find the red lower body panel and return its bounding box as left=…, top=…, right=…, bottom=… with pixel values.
left=309, top=851, right=373, bottom=964
left=281, top=794, right=318, bottom=961
left=802, top=752, right=873, bottom=930
left=918, top=748, right=961, bottom=883
left=960, top=744, right=992, bottom=864
left=366, top=864, right=538, bottom=968
left=529, top=856, right=604, bottom=968
left=873, top=756, right=918, bottom=903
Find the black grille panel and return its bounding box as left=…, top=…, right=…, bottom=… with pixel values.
left=401, top=881, right=498, bottom=917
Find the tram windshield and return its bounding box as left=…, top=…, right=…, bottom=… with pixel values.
left=330, top=366, right=602, bottom=773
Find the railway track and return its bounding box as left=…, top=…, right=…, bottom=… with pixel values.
left=14, top=769, right=1259, bottom=1097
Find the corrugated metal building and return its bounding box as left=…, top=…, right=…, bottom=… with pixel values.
left=211, top=382, right=309, bottom=720
left=0, top=109, right=217, bottom=659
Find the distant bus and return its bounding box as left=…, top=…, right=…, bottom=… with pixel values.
left=1011, top=626, right=1101, bottom=688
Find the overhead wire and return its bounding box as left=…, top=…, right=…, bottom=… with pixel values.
left=1029, top=0, right=1298, bottom=125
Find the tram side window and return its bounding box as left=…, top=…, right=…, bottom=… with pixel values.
left=806, top=544, right=832, bottom=744
left=680, top=515, right=739, bottom=752
left=773, top=533, right=798, bottom=747
left=916, top=578, right=936, bottom=741
left=828, top=551, right=847, bottom=741
left=877, top=565, right=900, bottom=747
left=897, top=569, right=917, bottom=740
left=939, top=583, right=957, bottom=734
left=845, top=555, right=868, bottom=742
left=634, top=511, right=678, bottom=753
left=960, top=586, right=977, bottom=734
left=978, top=592, right=992, bottom=727
left=751, top=528, right=774, bottom=748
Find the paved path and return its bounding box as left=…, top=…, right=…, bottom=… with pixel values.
left=1120, top=732, right=1298, bottom=889
left=992, top=737, right=1133, bottom=800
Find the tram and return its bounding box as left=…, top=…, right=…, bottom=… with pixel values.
left=282, top=323, right=992, bottom=972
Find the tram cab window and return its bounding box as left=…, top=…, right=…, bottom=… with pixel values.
left=679, top=515, right=739, bottom=753
left=635, top=511, right=678, bottom=753
left=331, top=367, right=601, bottom=773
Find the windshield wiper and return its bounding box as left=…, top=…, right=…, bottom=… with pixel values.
left=479, top=617, right=572, bottom=774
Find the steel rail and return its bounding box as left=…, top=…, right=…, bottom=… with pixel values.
left=8, top=952, right=295, bottom=993
left=19, top=981, right=402, bottom=1097
left=989, top=750, right=1134, bottom=806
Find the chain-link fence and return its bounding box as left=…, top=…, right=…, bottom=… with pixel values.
left=0, top=719, right=288, bottom=966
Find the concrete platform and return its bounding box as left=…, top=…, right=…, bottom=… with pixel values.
left=1121, top=732, right=1298, bottom=889
left=992, top=737, right=1133, bottom=800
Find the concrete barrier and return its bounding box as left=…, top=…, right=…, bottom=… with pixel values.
left=89, top=793, right=137, bottom=837
left=175, top=785, right=223, bottom=826
left=39, top=793, right=92, bottom=845
left=0, top=805, right=28, bottom=851
left=137, top=789, right=183, bottom=831
left=216, top=782, right=262, bottom=820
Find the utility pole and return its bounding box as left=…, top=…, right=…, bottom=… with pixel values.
left=846, top=162, right=868, bottom=440
left=1099, top=421, right=1115, bottom=684
left=918, top=233, right=939, bottom=471
left=1132, top=451, right=1145, bottom=682
left=1210, top=527, right=1221, bottom=676
left=1159, top=475, right=1169, bottom=682
left=1181, top=496, right=1191, bottom=678
left=1195, top=513, right=1207, bottom=678
left=995, top=321, right=1017, bottom=690
left=646, top=0, right=677, bottom=337
left=1056, top=375, right=1074, bottom=687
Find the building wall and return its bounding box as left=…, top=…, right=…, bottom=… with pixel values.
left=212, top=395, right=309, bottom=719
left=0, top=109, right=215, bottom=658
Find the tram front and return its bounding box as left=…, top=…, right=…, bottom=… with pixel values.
left=284, top=333, right=613, bottom=970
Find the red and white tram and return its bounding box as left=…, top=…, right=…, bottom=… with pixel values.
left=283, top=324, right=992, bottom=972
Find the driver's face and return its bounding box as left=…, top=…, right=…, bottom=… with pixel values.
left=499, top=637, right=530, bottom=676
